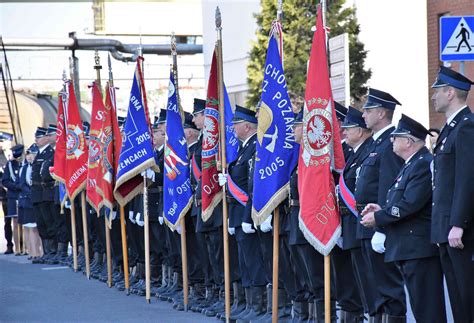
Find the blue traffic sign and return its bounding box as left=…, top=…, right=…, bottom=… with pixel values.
left=440, top=16, right=474, bottom=61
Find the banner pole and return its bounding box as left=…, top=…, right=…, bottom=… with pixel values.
left=144, top=177, right=151, bottom=303
left=180, top=217, right=189, bottom=311
left=120, top=205, right=130, bottom=294
left=271, top=207, right=280, bottom=323
left=81, top=191, right=91, bottom=279
left=105, top=216, right=113, bottom=287
left=324, top=254, right=331, bottom=323
left=70, top=197, right=78, bottom=272
left=215, top=7, right=231, bottom=323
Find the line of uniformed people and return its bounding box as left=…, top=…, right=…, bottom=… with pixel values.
left=8, top=66, right=473, bottom=323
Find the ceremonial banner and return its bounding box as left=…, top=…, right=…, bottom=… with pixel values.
left=223, top=85, right=239, bottom=165
left=86, top=82, right=106, bottom=212
left=163, top=71, right=193, bottom=229
left=114, top=60, right=157, bottom=206
left=252, top=36, right=298, bottom=225
left=201, top=50, right=221, bottom=221
left=298, top=6, right=345, bottom=256
left=96, top=82, right=122, bottom=219
left=64, top=81, right=89, bottom=200
left=51, top=91, right=67, bottom=184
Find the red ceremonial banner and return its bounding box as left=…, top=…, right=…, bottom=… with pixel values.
left=86, top=82, right=106, bottom=212
left=201, top=50, right=222, bottom=222
left=51, top=91, right=67, bottom=183
left=96, top=82, right=122, bottom=213
left=64, top=81, right=89, bottom=200
left=298, top=5, right=345, bottom=256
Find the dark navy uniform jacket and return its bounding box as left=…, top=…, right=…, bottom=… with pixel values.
left=374, top=147, right=439, bottom=262
left=148, top=147, right=164, bottom=221
left=228, top=133, right=256, bottom=228
left=31, top=145, right=54, bottom=203
left=18, top=162, right=33, bottom=209
left=431, top=107, right=474, bottom=243
left=193, top=135, right=223, bottom=232
left=40, top=149, right=56, bottom=201
left=339, top=138, right=372, bottom=250
left=354, top=127, right=404, bottom=240
left=288, top=167, right=306, bottom=245
left=2, top=159, right=20, bottom=199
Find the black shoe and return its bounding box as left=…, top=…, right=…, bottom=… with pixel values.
left=4, top=247, right=14, bottom=255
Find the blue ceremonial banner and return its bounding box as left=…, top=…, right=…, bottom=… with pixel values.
left=224, top=84, right=239, bottom=164
left=113, top=61, right=157, bottom=206
left=252, top=36, right=298, bottom=225
left=163, top=71, right=193, bottom=229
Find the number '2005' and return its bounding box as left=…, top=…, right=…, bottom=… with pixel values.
left=259, top=157, right=285, bottom=179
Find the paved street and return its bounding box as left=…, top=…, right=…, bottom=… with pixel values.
left=0, top=216, right=453, bottom=322
left=0, top=252, right=213, bottom=323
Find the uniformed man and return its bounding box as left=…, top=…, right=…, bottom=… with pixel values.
left=43, top=124, right=68, bottom=264
left=337, top=106, right=372, bottom=322
left=2, top=144, right=24, bottom=256
left=189, top=99, right=235, bottom=318
left=31, top=126, right=56, bottom=264
left=172, top=111, right=207, bottom=312
left=361, top=114, right=447, bottom=323
left=219, top=105, right=267, bottom=321
left=354, top=89, right=406, bottom=322
left=430, top=66, right=474, bottom=322
left=288, top=109, right=334, bottom=323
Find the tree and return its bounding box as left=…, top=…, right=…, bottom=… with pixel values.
left=246, top=0, right=371, bottom=108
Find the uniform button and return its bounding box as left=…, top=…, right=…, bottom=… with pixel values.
left=409, top=230, right=413, bottom=233
left=432, top=202, right=435, bottom=206
left=433, top=186, right=436, bottom=190
left=386, top=199, right=389, bottom=203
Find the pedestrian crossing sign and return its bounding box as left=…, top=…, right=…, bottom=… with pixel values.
left=440, top=16, right=474, bottom=61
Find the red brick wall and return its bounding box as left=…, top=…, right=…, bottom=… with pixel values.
left=427, top=0, right=474, bottom=129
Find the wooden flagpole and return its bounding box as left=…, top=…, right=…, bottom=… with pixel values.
left=180, top=217, right=189, bottom=311
left=137, top=41, right=151, bottom=304
left=321, top=2, right=331, bottom=322
left=171, top=32, right=189, bottom=311
left=107, top=53, right=130, bottom=293
left=144, top=177, right=151, bottom=303
left=94, top=50, right=113, bottom=288
left=271, top=3, right=283, bottom=322
left=70, top=197, right=78, bottom=272
left=120, top=205, right=130, bottom=294
left=272, top=208, right=280, bottom=323
left=215, top=7, right=231, bottom=323
left=81, top=191, right=91, bottom=279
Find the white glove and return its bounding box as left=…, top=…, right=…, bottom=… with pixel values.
left=176, top=225, right=182, bottom=235
left=260, top=215, right=273, bottom=233
left=136, top=213, right=144, bottom=226
left=111, top=211, right=117, bottom=221
left=228, top=226, right=235, bottom=235
left=336, top=236, right=343, bottom=248
left=371, top=232, right=386, bottom=254
left=218, top=173, right=228, bottom=187
left=242, top=222, right=256, bottom=234
left=158, top=216, right=164, bottom=225
left=65, top=201, right=71, bottom=209
left=141, top=168, right=155, bottom=182
left=129, top=211, right=136, bottom=224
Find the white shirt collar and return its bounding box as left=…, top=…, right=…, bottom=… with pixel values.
left=242, top=132, right=256, bottom=148
left=353, top=142, right=364, bottom=153
left=372, top=124, right=393, bottom=141
left=446, top=105, right=468, bottom=126
left=158, top=144, right=164, bottom=152
left=39, top=144, right=49, bottom=153
left=405, top=151, right=418, bottom=164
left=188, top=140, right=197, bottom=148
